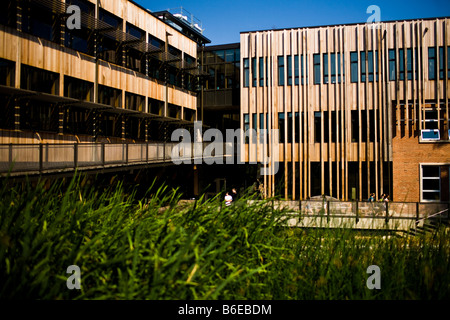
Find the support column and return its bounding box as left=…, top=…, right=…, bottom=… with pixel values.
left=193, top=164, right=199, bottom=198
left=14, top=99, right=20, bottom=131
left=58, top=105, right=64, bottom=135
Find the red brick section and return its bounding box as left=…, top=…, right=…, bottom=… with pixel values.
left=392, top=136, right=450, bottom=202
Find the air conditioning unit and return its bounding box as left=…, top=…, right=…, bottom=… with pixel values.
left=421, top=129, right=440, bottom=141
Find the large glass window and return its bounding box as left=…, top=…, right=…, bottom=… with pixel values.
left=65, top=0, right=95, bottom=55
left=98, top=9, right=123, bottom=65
left=21, top=1, right=60, bottom=43
left=125, top=23, right=146, bottom=74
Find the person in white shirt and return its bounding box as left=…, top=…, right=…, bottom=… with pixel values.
left=224, top=192, right=232, bottom=206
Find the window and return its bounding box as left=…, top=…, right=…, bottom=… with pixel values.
left=397, top=48, right=416, bottom=81
left=149, top=98, right=164, bottom=116
left=0, top=0, right=17, bottom=29
left=389, top=49, right=396, bottom=81
left=323, top=53, right=329, bottom=84
left=98, top=84, right=122, bottom=108
left=243, top=58, right=249, bottom=87
left=65, top=0, right=95, bottom=55
left=244, top=113, right=250, bottom=144
left=350, top=52, right=358, bottom=83
left=0, top=58, right=15, bottom=87
left=324, top=53, right=345, bottom=84
left=225, top=50, right=235, bottom=62
left=287, top=56, right=292, bottom=86
left=314, top=111, right=321, bottom=143
left=21, top=64, right=59, bottom=95
left=184, top=108, right=195, bottom=122
left=98, top=9, right=123, bottom=65
left=259, top=57, right=264, bottom=87
left=125, top=92, right=145, bottom=112
left=313, top=54, right=321, bottom=85
left=300, top=54, right=308, bottom=85
left=421, top=165, right=441, bottom=201
left=429, top=47, right=450, bottom=80
left=428, top=47, right=436, bottom=80
left=168, top=104, right=181, bottom=119
left=337, top=53, right=345, bottom=83
left=21, top=1, right=60, bottom=43
left=278, top=112, right=285, bottom=142
left=278, top=56, right=285, bottom=86
left=125, top=23, right=145, bottom=73
left=64, top=76, right=93, bottom=101
left=252, top=58, right=257, bottom=87
left=294, top=55, right=299, bottom=85
left=421, top=108, right=440, bottom=140
left=360, top=51, right=378, bottom=82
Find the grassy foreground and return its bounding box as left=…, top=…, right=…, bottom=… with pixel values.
left=0, top=174, right=449, bottom=300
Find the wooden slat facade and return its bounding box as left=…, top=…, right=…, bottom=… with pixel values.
left=0, top=0, right=198, bottom=117
left=241, top=18, right=450, bottom=201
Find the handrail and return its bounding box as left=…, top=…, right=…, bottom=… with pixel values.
left=416, top=209, right=449, bottom=223
left=0, top=142, right=233, bottom=175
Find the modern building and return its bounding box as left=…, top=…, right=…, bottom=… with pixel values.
left=199, top=43, right=240, bottom=132
left=0, top=0, right=217, bottom=196
left=1, top=1, right=449, bottom=204
left=240, top=18, right=450, bottom=202
left=0, top=0, right=211, bottom=145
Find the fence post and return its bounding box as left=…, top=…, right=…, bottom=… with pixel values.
left=299, top=198, right=302, bottom=219
left=101, top=142, right=105, bottom=166
left=355, top=201, right=359, bottom=224
left=8, top=143, right=12, bottom=166
left=125, top=143, right=128, bottom=164
left=146, top=142, right=149, bottom=163
left=327, top=200, right=330, bottom=223
left=416, top=202, right=420, bottom=225
left=74, top=143, right=78, bottom=169
left=39, top=143, right=43, bottom=173
left=385, top=202, right=389, bottom=224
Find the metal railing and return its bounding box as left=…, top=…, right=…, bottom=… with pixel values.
left=0, top=142, right=233, bottom=175
left=249, top=199, right=450, bottom=231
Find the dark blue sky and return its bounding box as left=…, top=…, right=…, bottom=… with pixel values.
left=139, top=0, right=450, bottom=45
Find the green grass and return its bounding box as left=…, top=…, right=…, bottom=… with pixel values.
left=0, top=174, right=449, bottom=299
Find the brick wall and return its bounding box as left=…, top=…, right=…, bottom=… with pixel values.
left=392, top=136, right=450, bottom=202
